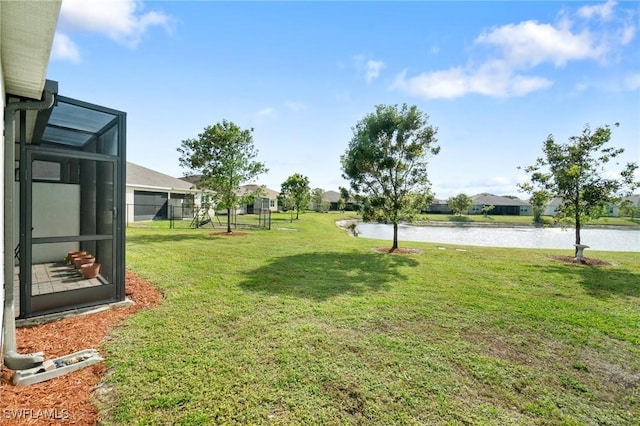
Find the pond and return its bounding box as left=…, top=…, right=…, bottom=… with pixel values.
left=355, top=223, right=640, bottom=252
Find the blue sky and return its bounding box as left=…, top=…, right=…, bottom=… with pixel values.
left=47, top=0, right=639, bottom=199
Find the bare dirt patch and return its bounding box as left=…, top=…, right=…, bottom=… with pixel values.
left=549, top=255, right=613, bottom=266
left=462, top=329, right=534, bottom=366
left=372, top=247, right=422, bottom=255
left=209, top=231, right=249, bottom=237
left=0, top=270, right=162, bottom=425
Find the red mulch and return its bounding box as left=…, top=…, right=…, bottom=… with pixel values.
left=0, top=270, right=162, bottom=425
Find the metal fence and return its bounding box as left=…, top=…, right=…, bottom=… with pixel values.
left=170, top=205, right=271, bottom=230
left=127, top=203, right=271, bottom=230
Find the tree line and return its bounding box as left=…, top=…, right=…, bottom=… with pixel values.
left=177, top=105, right=638, bottom=255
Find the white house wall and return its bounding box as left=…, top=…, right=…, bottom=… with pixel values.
left=31, top=182, right=80, bottom=263
left=1, top=51, right=6, bottom=353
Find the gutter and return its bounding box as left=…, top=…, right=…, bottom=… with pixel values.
left=2, top=91, right=54, bottom=370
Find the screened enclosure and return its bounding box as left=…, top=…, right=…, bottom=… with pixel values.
left=11, top=87, right=126, bottom=318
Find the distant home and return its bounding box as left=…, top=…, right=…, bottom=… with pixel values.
left=126, top=163, right=207, bottom=222
left=322, top=190, right=340, bottom=211
left=425, top=194, right=532, bottom=215
left=470, top=193, right=532, bottom=216
left=235, top=184, right=279, bottom=214
left=425, top=199, right=452, bottom=215
left=309, top=190, right=357, bottom=211
left=179, top=175, right=279, bottom=214
left=543, top=195, right=640, bottom=218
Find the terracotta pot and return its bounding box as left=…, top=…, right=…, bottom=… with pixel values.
left=67, top=251, right=87, bottom=265
left=80, top=263, right=101, bottom=279
left=74, top=255, right=94, bottom=269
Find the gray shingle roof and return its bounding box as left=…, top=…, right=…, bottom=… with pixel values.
left=237, top=184, right=279, bottom=198
left=471, top=193, right=530, bottom=206
left=127, top=162, right=195, bottom=191
left=323, top=190, right=340, bottom=202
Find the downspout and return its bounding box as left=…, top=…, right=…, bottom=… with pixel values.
left=2, top=91, right=54, bottom=370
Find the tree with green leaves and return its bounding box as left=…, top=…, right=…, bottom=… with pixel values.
left=529, top=190, right=551, bottom=224
left=280, top=173, right=310, bottom=220
left=447, top=193, right=472, bottom=216
left=481, top=204, right=495, bottom=217
left=341, top=103, right=439, bottom=251
left=311, top=188, right=327, bottom=212
left=338, top=186, right=350, bottom=211
left=519, top=123, right=638, bottom=253
left=178, top=120, right=268, bottom=233
left=618, top=199, right=639, bottom=219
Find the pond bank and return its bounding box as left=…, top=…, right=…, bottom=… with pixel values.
left=337, top=218, right=640, bottom=231
left=353, top=221, right=639, bottom=252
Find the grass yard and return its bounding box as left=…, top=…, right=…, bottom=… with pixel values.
left=101, top=212, right=640, bottom=425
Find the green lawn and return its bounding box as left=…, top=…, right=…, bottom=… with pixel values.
left=101, top=212, right=640, bottom=425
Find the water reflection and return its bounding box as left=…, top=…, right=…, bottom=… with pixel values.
left=356, top=223, right=640, bottom=252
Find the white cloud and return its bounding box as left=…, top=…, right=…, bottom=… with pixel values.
left=352, top=55, right=385, bottom=83
left=434, top=176, right=524, bottom=199
left=256, top=107, right=277, bottom=122
left=578, top=0, right=617, bottom=21
left=619, top=23, right=636, bottom=45
left=392, top=1, right=636, bottom=100
left=623, top=72, right=640, bottom=91
left=51, top=33, right=81, bottom=63
left=365, top=60, right=385, bottom=83
left=54, top=0, right=172, bottom=61
left=475, top=20, right=605, bottom=67
left=284, top=100, right=307, bottom=112
left=391, top=65, right=552, bottom=99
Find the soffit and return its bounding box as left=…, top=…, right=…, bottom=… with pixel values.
left=1, top=1, right=61, bottom=99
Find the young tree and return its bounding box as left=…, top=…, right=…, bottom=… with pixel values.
left=529, top=190, right=551, bottom=224
left=311, top=188, right=326, bottom=212
left=447, top=193, right=472, bottom=215
left=178, top=120, right=268, bottom=233
left=341, top=103, right=439, bottom=251
left=280, top=173, right=310, bottom=219
left=519, top=123, right=638, bottom=253
left=481, top=204, right=495, bottom=217
left=338, top=186, right=350, bottom=211
left=619, top=199, right=639, bottom=219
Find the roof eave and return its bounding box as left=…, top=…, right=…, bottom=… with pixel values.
left=1, top=1, right=62, bottom=99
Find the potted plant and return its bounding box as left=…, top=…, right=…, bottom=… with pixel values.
left=73, top=254, right=94, bottom=269
left=80, top=263, right=101, bottom=279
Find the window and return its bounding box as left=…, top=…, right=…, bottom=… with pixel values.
left=32, top=160, right=61, bottom=182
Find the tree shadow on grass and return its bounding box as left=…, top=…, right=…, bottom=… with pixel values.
left=240, top=251, right=419, bottom=300
left=538, top=262, right=640, bottom=299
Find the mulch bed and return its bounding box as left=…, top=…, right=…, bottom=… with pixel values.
left=1, top=270, right=162, bottom=425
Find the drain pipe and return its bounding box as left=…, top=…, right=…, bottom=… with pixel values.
left=2, top=91, right=54, bottom=370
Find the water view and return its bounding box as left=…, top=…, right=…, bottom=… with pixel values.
left=356, top=223, right=640, bottom=252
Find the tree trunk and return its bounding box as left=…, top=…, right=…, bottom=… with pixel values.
left=296, top=208, right=299, bottom=220
left=226, top=208, right=232, bottom=233
left=392, top=222, right=399, bottom=251
left=574, top=203, right=581, bottom=256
